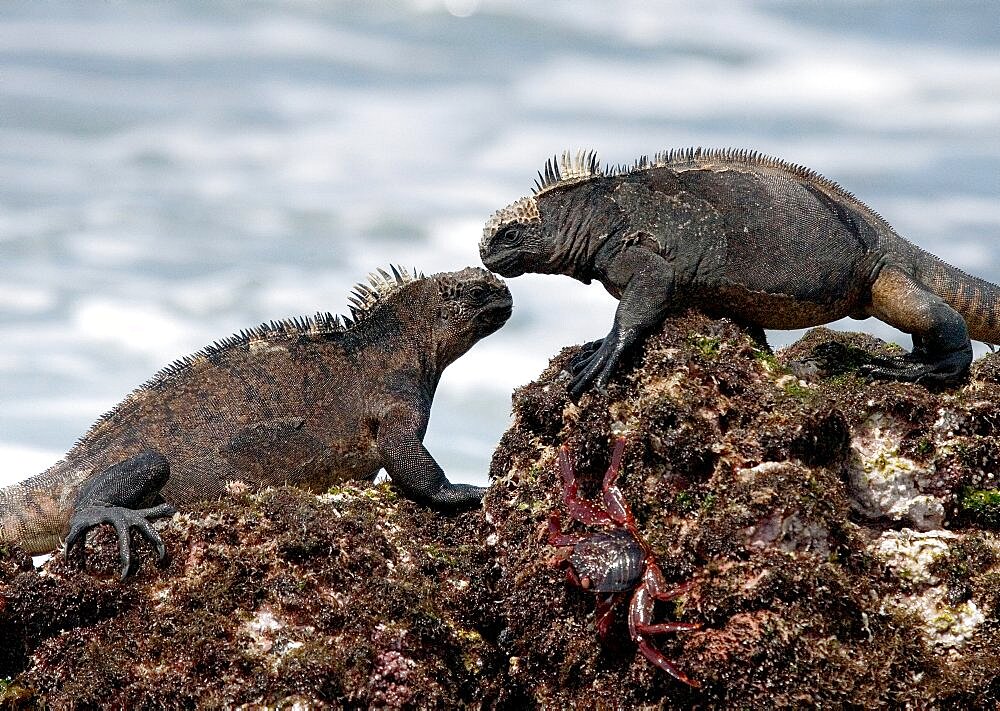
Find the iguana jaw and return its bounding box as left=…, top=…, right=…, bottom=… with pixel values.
left=477, top=292, right=513, bottom=332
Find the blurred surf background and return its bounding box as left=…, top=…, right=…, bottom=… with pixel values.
left=2, top=0, right=999, bottom=487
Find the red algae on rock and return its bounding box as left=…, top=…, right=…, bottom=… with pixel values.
left=1, top=485, right=495, bottom=709
left=482, top=312, right=1000, bottom=708
left=4, top=312, right=1000, bottom=708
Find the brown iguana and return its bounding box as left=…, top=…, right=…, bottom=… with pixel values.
left=0, top=266, right=512, bottom=577
left=480, top=148, right=1000, bottom=399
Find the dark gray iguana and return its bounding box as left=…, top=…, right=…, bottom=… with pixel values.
left=0, top=266, right=512, bottom=577
left=480, top=148, right=1000, bottom=399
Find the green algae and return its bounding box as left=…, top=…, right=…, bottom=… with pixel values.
left=0, top=677, right=33, bottom=707
left=690, top=333, right=723, bottom=359
left=959, top=488, right=1000, bottom=527
left=781, top=378, right=815, bottom=399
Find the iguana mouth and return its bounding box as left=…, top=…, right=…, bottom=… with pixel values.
left=480, top=295, right=513, bottom=328
left=485, top=258, right=524, bottom=279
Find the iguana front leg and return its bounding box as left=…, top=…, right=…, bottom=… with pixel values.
left=377, top=405, right=487, bottom=509
left=863, top=267, right=973, bottom=385
left=65, top=452, right=176, bottom=579
left=569, top=249, right=675, bottom=399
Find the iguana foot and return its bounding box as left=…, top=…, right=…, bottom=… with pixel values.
left=424, top=482, right=488, bottom=510
left=568, top=339, right=622, bottom=400
left=568, top=339, right=604, bottom=371
left=67, top=451, right=175, bottom=579
left=66, top=502, right=175, bottom=580
left=860, top=349, right=971, bottom=387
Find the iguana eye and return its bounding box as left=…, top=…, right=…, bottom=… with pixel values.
left=498, top=225, right=521, bottom=245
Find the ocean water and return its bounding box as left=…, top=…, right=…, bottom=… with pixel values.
left=1, top=1, right=999, bottom=488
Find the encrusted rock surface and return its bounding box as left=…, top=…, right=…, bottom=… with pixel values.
left=0, top=486, right=495, bottom=709
left=4, top=311, right=1000, bottom=708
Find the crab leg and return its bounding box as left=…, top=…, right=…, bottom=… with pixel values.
left=547, top=511, right=590, bottom=547
left=558, top=437, right=634, bottom=527
left=628, top=565, right=701, bottom=687
left=601, top=437, right=632, bottom=527
left=639, top=621, right=702, bottom=633
left=636, top=639, right=699, bottom=687
left=648, top=575, right=697, bottom=601
left=594, top=592, right=626, bottom=640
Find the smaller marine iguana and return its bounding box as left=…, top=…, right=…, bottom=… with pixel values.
left=480, top=148, right=1000, bottom=399
left=0, top=266, right=512, bottom=577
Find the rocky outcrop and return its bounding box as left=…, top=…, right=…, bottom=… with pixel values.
left=484, top=313, right=1000, bottom=708
left=4, top=312, right=1000, bottom=708
left=0, top=486, right=495, bottom=709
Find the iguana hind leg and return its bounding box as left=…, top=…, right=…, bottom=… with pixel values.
left=66, top=452, right=176, bottom=580
left=864, top=268, right=973, bottom=386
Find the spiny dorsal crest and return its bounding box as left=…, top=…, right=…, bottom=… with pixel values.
left=632, top=147, right=875, bottom=217
left=618, top=147, right=859, bottom=202
left=527, top=147, right=859, bottom=204
left=74, top=266, right=429, bottom=446
left=528, top=147, right=876, bottom=223
left=346, top=265, right=424, bottom=324
left=533, top=149, right=603, bottom=195
left=149, top=265, right=423, bottom=384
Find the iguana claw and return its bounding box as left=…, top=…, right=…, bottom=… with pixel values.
left=66, top=502, right=175, bottom=580
left=569, top=339, right=604, bottom=373
left=568, top=339, right=622, bottom=399
left=860, top=350, right=970, bottom=387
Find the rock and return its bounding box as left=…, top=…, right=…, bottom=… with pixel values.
left=4, top=311, right=1000, bottom=708
left=0, top=486, right=496, bottom=709
left=484, top=311, right=1000, bottom=708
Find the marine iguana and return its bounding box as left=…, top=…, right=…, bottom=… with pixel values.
left=480, top=148, right=1000, bottom=399
left=0, top=266, right=512, bottom=577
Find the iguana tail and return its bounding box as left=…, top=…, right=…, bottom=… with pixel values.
left=0, top=470, right=75, bottom=555
left=912, top=247, right=1000, bottom=346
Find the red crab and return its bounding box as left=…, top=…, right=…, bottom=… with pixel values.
left=547, top=437, right=700, bottom=686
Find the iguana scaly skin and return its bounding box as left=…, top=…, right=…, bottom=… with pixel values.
left=480, top=148, right=1000, bottom=399
left=0, top=266, right=512, bottom=577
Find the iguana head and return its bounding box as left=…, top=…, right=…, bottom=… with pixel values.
left=345, top=266, right=510, bottom=366
left=427, top=266, right=513, bottom=366
left=480, top=150, right=618, bottom=279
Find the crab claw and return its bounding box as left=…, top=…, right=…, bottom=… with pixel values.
left=558, top=441, right=627, bottom=528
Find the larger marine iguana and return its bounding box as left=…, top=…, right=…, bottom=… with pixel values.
left=480, top=148, right=1000, bottom=399
left=0, top=266, right=512, bottom=577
